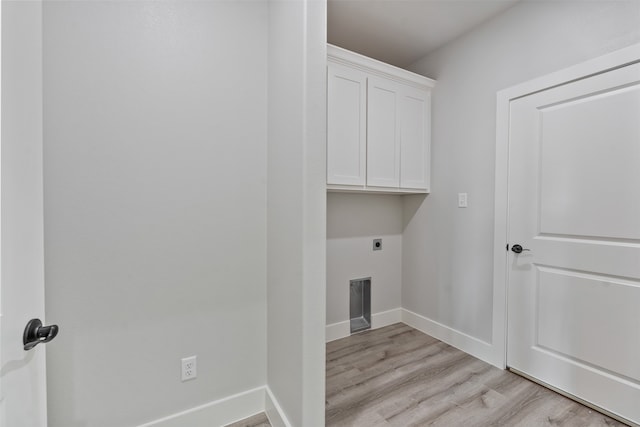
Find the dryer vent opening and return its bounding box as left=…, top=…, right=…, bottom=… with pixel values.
left=350, top=277, right=371, bottom=334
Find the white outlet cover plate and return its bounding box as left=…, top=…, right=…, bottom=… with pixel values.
left=458, top=193, right=468, bottom=208
left=181, top=356, right=197, bottom=381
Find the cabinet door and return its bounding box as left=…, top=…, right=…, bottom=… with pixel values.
left=367, top=77, right=401, bottom=188
left=327, top=62, right=367, bottom=186
left=400, top=87, right=430, bottom=190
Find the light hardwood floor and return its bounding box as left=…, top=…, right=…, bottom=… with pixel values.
left=226, top=412, right=271, bottom=427
left=227, top=323, right=625, bottom=426
left=326, top=323, right=625, bottom=427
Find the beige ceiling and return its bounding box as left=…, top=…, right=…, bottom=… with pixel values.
left=328, top=0, right=521, bottom=68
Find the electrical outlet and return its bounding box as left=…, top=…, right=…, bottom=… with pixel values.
left=181, top=356, right=197, bottom=381
left=458, top=193, right=468, bottom=208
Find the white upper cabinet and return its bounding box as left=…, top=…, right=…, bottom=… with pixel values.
left=399, top=87, right=430, bottom=190
left=327, top=44, right=435, bottom=194
left=327, top=62, right=367, bottom=186
left=367, top=77, right=401, bottom=187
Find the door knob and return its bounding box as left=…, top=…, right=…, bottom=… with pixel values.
left=511, top=244, right=531, bottom=254
left=23, top=318, right=59, bottom=351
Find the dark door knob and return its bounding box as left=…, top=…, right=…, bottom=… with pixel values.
left=511, top=244, right=531, bottom=254
left=23, top=318, right=59, bottom=351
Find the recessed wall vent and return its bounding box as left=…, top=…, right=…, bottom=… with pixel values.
left=350, top=277, right=371, bottom=334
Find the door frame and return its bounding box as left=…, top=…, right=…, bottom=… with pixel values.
left=0, top=0, right=3, bottom=405
left=1, top=1, right=49, bottom=424
left=491, top=42, right=640, bottom=370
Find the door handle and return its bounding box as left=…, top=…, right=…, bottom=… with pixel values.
left=511, top=244, right=531, bottom=254
left=23, top=318, right=59, bottom=351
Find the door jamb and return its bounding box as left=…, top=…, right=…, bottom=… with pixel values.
left=0, top=0, right=4, bottom=403
left=491, top=42, right=640, bottom=369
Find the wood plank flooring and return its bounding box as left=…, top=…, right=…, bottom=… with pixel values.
left=226, top=412, right=271, bottom=427
left=227, top=323, right=625, bottom=426
left=326, top=323, right=625, bottom=427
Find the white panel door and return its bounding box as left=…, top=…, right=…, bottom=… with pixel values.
left=507, top=61, right=640, bottom=425
left=399, top=87, right=430, bottom=190
left=0, top=2, right=49, bottom=426
left=367, top=77, right=400, bottom=188
left=327, top=62, right=367, bottom=186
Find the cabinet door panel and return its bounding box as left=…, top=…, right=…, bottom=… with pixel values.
left=327, top=63, right=367, bottom=185
left=400, top=88, right=430, bottom=190
left=367, top=77, right=400, bottom=188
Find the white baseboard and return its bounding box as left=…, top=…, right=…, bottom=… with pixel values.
left=265, top=386, right=293, bottom=427
left=326, top=308, right=402, bottom=342
left=136, top=309, right=495, bottom=427
left=325, top=320, right=350, bottom=342
left=136, top=385, right=290, bottom=427
left=372, top=307, right=402, bottom=329
left=401, top=308, right=497, bottom=367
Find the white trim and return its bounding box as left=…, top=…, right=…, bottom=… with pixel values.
left=136, top=386, right=265, bottom=427
left=0, top=0, right=3, bottom=405
left=492, top=42, right=640, bottom=370
left=134, top=385, right=293, bottom=427
left=325, top=308, right=403, bottom=342
left=491, top=82, right=511, bottom=370
left=265, top=386, right=293, bottom=427
left=401, top=309, right=497, bottom=367
left=325, top=320, right=350, bottom=342
left=328, top=44, right=435, bottom=90
left=497, top=43, right=640, bottom=104
left=371, top=307, right=402, bottom=329
left=327, top=185, right=429, bottom=195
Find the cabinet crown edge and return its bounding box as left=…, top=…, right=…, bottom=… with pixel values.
left=328, top=43, right=436, bottom=90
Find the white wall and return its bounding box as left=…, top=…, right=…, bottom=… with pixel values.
left=43, top=2, right=268, bottom=426
left=326, top=193, right=403, bottom=326
left=404, top=0, right=640, bottom=353
left=266, top=1, right=326, bottom=426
